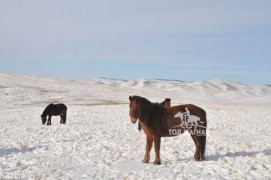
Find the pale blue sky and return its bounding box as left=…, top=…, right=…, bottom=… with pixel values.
left=0, top=0, right=270, bottom=84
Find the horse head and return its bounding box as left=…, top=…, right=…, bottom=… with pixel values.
left=129, top=95, right=151, bottom=123
left=129, top=96, right=139, bottom=124
left=41, top=114, right=46, bottom=124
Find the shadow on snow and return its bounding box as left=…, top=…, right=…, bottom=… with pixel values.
left=207, top=148, right=271, bottom=161
left=0, top=145, right=46, bottom=157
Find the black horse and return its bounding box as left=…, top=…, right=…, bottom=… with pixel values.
left=41, top=103, right=67, bottom=125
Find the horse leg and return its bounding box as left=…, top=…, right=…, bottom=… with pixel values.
left=47, top=116, right=51, bottom=125
left=60, top=115, right=63, bottom=124
left=153, top=135, right=161, bottom=165
left=142, top=135, right=153, bottom=163
left=63, top=112, right=67, bottom=124
left=190, top=126, right=206, bottom=161
left=200, top=135, right=206, bottom=160
left=190, top=134, right=201, bottom=161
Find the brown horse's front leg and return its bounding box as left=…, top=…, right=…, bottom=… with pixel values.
left=142, top=135, right=153, bottom=163
left=153, top=135, right=161, bottom=165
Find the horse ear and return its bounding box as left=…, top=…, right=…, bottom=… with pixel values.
left=129, top=96, right=133, bottom=101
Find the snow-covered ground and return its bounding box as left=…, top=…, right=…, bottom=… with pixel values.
left=0, top=72, right=271, bottom=179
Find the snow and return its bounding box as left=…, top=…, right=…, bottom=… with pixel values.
left=0, top=72, right=271, bottom=179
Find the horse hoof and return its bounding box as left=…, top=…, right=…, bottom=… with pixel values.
left=193, top=157, right=203, bottom=161
left=153, top=161, right=161, bottom=165
left=142, top=159, right=149, bottom=164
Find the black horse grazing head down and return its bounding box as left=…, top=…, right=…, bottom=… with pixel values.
left=41, top=103, right=67, bottom=125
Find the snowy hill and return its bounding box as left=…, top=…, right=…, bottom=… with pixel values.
left=0, top=72, right=271, bottom=179
left=95, top=76, right=271, bottom=105
left=2, top=72, right=271, bottom=107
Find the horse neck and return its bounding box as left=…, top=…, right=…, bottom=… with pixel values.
left=42, top=107, right=49, bottom=117
left=41, top=111, right=47, bottom=117
left=138, top=102, right=161, bottom=124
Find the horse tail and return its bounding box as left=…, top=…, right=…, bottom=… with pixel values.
left=201, top=110, right=207, bottom=160
left=63, top=105, right=67, bottom=124
left=64, top=111, right=67, bottom=124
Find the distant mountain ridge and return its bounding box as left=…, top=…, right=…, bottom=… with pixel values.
left=94, top=76, right=271, bottom=104
left=1, top=72, right=271, bottom=104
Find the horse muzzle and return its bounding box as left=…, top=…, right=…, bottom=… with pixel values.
left=130, top=118, right=137, bottom=124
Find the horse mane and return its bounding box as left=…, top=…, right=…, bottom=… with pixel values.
left=133, top=96, right=164, bottom=107
left=133, top=96, right=167, bottom=130
left=133, top=95, right=151, bottom=104
left=42, top=106, right=49, bottom=117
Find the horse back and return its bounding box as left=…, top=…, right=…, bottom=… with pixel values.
left=167, top=104, right=206, bottom=119
left=58, top=103, right=67, bottom=111
left=158, top=104, right=207, bottom=136
left=45, top=103, right=67, bottom=116
left=55, top=103, right=67, bottom=112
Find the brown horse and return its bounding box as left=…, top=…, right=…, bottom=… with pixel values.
left=138, top=98, right=171, bottom=130
left=129, top=95, right=207, bottom=165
